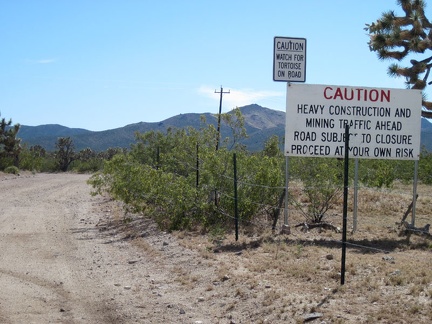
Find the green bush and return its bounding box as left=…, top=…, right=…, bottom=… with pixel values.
left=17, top=147, right=44, bottom=172
left=88, top=113, right=285, bottom=232
left=0, top=157, right=14, bottom=171
left=70, top=158, right=104, bottom=173
left=4, top=165, right=19, bottom=174
left=290, top=157, right=343, bottom=223
left=419, top=149, right=432, bottom=184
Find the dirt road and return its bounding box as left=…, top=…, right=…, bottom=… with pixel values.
left=0, top=173, right=127, bottom=323
left=0, top=173, right=216, bottom=324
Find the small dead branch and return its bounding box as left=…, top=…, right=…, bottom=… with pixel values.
left=398, top=194, right=418, bottom=226
left=397, top=194, right=431, bottom=238
left=294, top=222, right=340, bottom=233
left=399, top=221, right=431, bottom=238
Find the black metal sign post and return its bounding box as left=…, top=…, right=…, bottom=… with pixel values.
left=341, top=125, right=350, bottom=285
left=233, top=153, right=239, bottom=241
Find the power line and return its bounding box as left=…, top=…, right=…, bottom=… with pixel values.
left=215, top=86, right=230, bottom=151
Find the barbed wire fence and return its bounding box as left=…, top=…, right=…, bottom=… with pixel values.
left=126, top=146, right=432, bottom=251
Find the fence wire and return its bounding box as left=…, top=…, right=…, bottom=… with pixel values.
left=106, top=148, right=431, bottom=254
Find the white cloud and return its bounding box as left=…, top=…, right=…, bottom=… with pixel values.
left=36, top=58, right=56, bottom=64
left=25, top=58, right=57, bottom=64
left=198, top=85, right=284, bottom=110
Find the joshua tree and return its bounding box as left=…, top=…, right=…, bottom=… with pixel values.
left=55, top=137, right=75, bottom=172
left=365, top=0, right=432, bottom=117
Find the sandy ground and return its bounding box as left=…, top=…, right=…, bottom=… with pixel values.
left=1, top=173, right=431, bottom=324
left=0, top=173, right=218, bottom=324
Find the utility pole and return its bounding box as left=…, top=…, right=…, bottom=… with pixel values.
left=215, top=86, right=230, bottom=151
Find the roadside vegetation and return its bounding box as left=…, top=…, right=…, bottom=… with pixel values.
left=1, top=108, right=432, bottom=236
left=82, top=109, right=431, bottom=237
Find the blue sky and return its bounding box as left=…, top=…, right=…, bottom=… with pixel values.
left=0, top=0, right=421, bottom=131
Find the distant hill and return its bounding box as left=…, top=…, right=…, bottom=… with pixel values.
left=421, top=118, right=432, bottom=151
left=17, top=104, right=285, bottom=152
left=16, top=104, right=432, bottom=152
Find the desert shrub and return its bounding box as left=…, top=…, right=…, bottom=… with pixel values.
left=290, top=157, right=343, bottom=223
left=419, top=148, right=432, bottom=184
left=358, top=159, right=397, bottom=188
left=0, top=156, right=14, bottom=171
left=17, top=146, right=46, bottom=172
left=4, top=165, right=19, bottom=174
left=70, top=158, right=104, bottom=173
left=88, top=111, right=284, bottom=232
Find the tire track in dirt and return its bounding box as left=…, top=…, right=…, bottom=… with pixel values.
left=0, top=173, right=248, bottom=323
left=0, top=173, right=124, bottom=323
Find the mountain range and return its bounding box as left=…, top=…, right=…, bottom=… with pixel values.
left=16, top=104, right=432, bottom=153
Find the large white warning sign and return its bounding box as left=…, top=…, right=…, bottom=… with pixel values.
left=285, top=83, right=422, bottom=160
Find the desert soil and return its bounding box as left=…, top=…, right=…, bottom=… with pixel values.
left=0, top=173, right=218, bottom=324
left=0, top=172, right=431, bottom=324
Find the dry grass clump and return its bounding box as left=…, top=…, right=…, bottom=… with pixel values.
left=131, top=237, right=161, bottom=258
left=354, top=187, right=409, bottom=216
